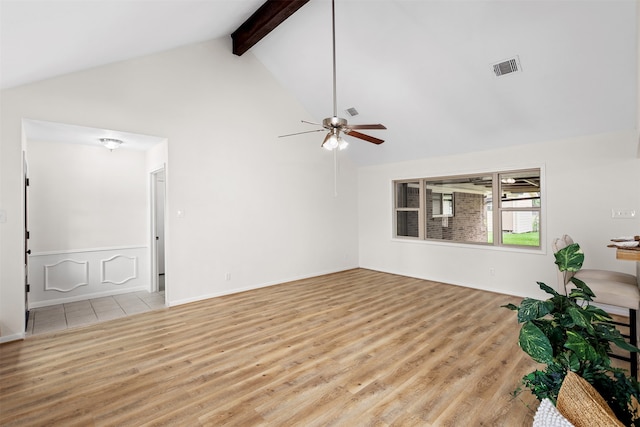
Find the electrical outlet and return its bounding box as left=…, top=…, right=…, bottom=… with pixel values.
left=225, top=272, right=231, bottom=281
left=612, top=209, right=636, bottom=219
left=0, top=210, right=6, bottom=223
left=489, top=268, right=495, bottom=276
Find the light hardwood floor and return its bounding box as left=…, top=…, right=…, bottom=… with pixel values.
left=1, top=269, right=543, bottom=426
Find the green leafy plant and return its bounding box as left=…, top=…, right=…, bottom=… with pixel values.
left=504, top=242, right=640, bottom=425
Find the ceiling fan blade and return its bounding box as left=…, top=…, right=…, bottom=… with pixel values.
left=278, top=129, right=325, bottom=138
left=301, top=120, right=321, bottom=126
left=345, top=130, right=385, bottom=145
left=347, top=124, right=387, bottom=130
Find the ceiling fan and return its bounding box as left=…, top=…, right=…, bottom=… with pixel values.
left=279, top=0, right=386, bottom=150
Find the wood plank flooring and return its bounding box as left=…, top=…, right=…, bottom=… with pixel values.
left=1, top=269, right=542, bottom=426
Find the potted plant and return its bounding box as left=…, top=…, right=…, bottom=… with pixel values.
left=504, top=242, right=640, bottom=425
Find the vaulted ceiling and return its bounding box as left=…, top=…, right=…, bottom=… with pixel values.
left=1, top=0, right=636, bottom=166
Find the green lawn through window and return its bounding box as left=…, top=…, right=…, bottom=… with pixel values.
left=500, top=232, right=539, bottom=246
left=487, top=231, right=540, bottom=246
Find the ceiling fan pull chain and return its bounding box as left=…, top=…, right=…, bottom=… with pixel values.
left=333, top=148, right=338, bottom=197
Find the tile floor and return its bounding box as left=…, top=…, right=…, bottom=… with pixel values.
left=26, top=291, right=166, bottom=336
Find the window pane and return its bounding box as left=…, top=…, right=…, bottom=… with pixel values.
left=426, top=175, right=492, bottom=243
left=500, top=171, right=540, bottom=208
left=442, top=193, right=454, bottom=216
left=501, top=210, right=540, bottom=246
left=397, top=211, right=419, bottom=237
left=396, top=182, right=420, bottom=208
left=430, top=192, right=454, bottom=217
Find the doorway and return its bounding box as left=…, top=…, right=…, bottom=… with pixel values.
left=22, top=119, right=168, bottom=334
left=151, top=167, right=166, bottom=295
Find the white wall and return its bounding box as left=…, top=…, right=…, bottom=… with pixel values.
left=637, top=0, right=640, bottom=156
left=146, top=140, right=168, bottom=175
left=358, top=130, right=640, bottom=301
left=0, top=38, right=359, bottom=341
left=27, top=140, right=147, bottom=251
left=25, top=140, right=149, bottom=306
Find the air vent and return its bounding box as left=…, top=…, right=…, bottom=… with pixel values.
left=345, top=107, right=359, bottom=117
left=492, top=56, right=522, bottom=77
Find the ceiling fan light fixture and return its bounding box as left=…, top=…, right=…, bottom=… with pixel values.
left=338, top=137, right=348, bottom=150
left=322, top=132, right=339, bottom=150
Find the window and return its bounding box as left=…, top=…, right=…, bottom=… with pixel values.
left=393, top=168, right=541, bottom=248
left=431, top=192, right=454, bottom=217
left=395, top=181, right=422, bottom=238
left=497, top=171, right=541, bottom=247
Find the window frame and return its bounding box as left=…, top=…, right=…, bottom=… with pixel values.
left=392, top=168, right=542, bottom=249
left=394, top=180, right=424, bottom=239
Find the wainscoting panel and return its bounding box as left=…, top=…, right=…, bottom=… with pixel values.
left=44, top=259, right=89, bottom=292
left=101, top=255, right=138, bottom=285
left=29, top=246, right=149, bottom=308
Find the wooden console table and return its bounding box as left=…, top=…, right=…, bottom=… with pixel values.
left=616, top=248, right=640, bottom=277
left=616, top=248, right=640, bottom=262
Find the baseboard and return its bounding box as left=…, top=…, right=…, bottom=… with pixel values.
left=168, top=267, right=358, bottom=307
left=359, top=266, right=633, bottom=317
left=357, top=265, right=528, bottom=299
left=0, top=332, right=25, bottom=344
left=28, top=285, right=149, bottom=309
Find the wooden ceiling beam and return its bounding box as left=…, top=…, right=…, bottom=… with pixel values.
left=231, top=0, right=310, bottom=56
